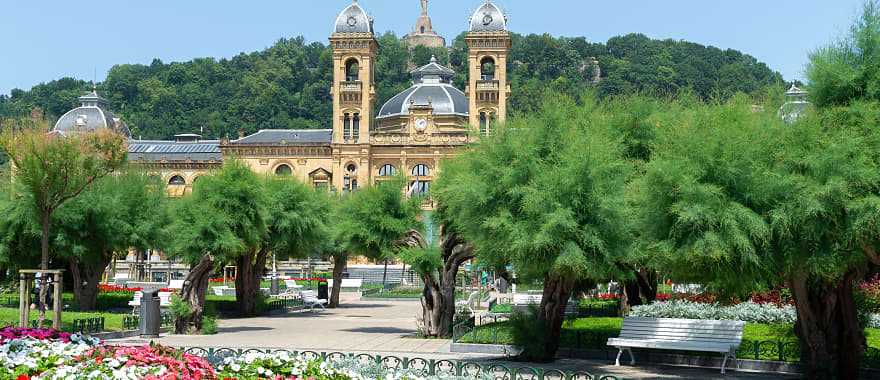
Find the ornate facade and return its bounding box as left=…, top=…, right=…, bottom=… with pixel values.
left=53, top=0, right=511, bottom=202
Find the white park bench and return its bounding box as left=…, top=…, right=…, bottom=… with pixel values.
left=301, top=290, right=327, bottom=311
left=512, top=293, right=542, bottom=305
left=283, top=279, right=304, bottom=290
left=326, top=278, right=363, bottom=291
left=607, top=317, right=745, bottom=374
left=456, top=291, right=481, bottom=314
left=129, top=291, right=173, bottom=313
left=212, top=286, right=237, bottom=297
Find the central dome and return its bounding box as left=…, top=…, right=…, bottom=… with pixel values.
left=53, top=91, right=131, bottom=138
left=377, top=56, right=468, bottom=119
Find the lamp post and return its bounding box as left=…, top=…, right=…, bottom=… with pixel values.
left=270, top=253, right=279, bottom=295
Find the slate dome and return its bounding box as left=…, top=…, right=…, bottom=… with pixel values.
left=53, top=91, right=131, bottom=138
left=377, top=56, right=468, bottom=119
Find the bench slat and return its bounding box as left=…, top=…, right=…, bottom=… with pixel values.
left=608, top=338, right=737, bottom=352
left=622, top=317, right=745, bottom=328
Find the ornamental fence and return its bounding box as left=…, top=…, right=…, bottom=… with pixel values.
left=452, top=316, right=880, bottom=368
left=178, top=348, right=622, bottom=380
left=122, top=312, right=175, bottom=331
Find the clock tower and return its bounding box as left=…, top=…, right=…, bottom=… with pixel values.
left=465, top=0, right=511, bottom=136
left=330, top=0, right=378, bottom=191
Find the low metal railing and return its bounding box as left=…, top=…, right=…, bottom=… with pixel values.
left=179, top=348, right=621, bottom=380
left=70, top=317, right=104, bottom=334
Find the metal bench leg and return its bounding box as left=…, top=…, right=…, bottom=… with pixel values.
left=627, top=348, right=635, bottom=365
left=615, top=348, right=623, bottom=366
left=721, top=353, right=730, bottom=374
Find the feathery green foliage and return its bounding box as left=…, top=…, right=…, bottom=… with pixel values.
left=332, top=175, right=423, bottom=261
left=434, top=95, right=631, bottom=283
left=807, top=0, right=880, bottom=106
left=166, top=160, right=267, bottom=265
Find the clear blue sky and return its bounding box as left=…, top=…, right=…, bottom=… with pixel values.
left=0, top=0, right=866, bottom=95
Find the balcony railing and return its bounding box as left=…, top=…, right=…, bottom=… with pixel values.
left=340, top=81, right=362, bottom=93
left=476, top=80, right=499, bottom=91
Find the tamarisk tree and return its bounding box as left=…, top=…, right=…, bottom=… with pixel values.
left=632, top=94, right=880, bottom=379
left=398, top=219, right=473, bottom=338
left=331, top=176, right=422, bottom=308
left=434, top=96, right=630, bottom=361
left=0, top=120, right=127, bottom=321
left=167, top=160, right=265, bottom=331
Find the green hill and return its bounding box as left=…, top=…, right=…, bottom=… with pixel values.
left=0, top=32, right=784, bottom=140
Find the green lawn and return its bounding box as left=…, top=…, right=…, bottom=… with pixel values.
left=0, top=307, right=129, bottom=332
left=458, top=317, right=880, bottom=363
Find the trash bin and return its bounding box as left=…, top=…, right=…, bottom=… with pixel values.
left=139, top=289, right=161, bottom=338
left=317, top=281, right=329, bottom=300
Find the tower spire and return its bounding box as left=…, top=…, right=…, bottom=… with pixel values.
left=421, top=0, right=428, bottom=15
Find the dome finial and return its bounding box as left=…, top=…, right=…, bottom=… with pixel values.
left=430, top=55, right=437, bottom=63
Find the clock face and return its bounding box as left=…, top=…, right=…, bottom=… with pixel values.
left=415, top=118, right=428, bottom=131
left=482, top=14, right=493, bottom=26
left=347, top=16, right=358, bottom=27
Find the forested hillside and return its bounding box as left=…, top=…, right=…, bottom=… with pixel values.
left=0, top=32, right=784, bottom=140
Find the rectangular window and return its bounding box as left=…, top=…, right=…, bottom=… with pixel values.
left=344, top=114, right=351, bottom=140
left=479, top=112, right=487, bottom=135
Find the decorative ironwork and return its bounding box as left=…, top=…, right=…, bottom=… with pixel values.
left=176, top=348, right=614, bottom=379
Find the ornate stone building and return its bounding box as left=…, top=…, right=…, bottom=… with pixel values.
left=403, top=0, right=446, bottom=49
left=52, top=0, right=510, bottom=199
left=49, top=0, right=511, bottom=282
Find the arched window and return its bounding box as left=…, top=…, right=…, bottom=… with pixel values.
left=378, top=164, right=397, bottom=177
left=480, top=57, right=495, bottom=80
left=168, top=175, right=186, bottom=186
left=420, top=26, right=426, bottom=33
left=275, top=164, right=293, bottom=176
left=479, top=112, right=488, bottom=136
left=345, top=58, right=360, bottom=81
left=411, top=164, right=430, bottom=177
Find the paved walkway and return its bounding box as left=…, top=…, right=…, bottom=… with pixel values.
left=106, top=300, right=797, bottom=379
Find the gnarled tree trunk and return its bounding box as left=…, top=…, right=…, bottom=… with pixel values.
left=398, top=229, right=474, bottom=338
left=623, top=268, right=658, bottom=308
left=788, top=270, right=865, bottom=379
left=68, top=251, right=112, bottom=311
left=235, top=247, right=269, bottom=316
left=329, top=254, right=346, bottom=308
left=534, top=272, right=575, bottom=362
left=175, top=254, right=213, bottom=334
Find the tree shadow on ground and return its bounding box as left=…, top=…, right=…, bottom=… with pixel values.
left=339, top=327, right=415, bottom=334
left=217, top=326, right=274, bottom=333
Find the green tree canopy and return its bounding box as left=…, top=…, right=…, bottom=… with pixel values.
left=632, top=94, right=880, bottom=378
left=433, top=95, right=631, bottom=360
left=54, top=170, right=167, bottom=310
left=807, top=1, right=880, bottom=107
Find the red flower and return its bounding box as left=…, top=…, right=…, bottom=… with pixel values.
left=16, top=374, right=29, bottom=380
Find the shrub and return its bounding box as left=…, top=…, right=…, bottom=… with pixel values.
left=630, top=300, right=798, bottom=324
left=508, top=306, right=551, bottom=362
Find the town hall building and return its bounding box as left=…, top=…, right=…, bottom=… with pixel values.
left=50, top=0, right=512, bottom=282
left=54, top=0, right=510, bottom=200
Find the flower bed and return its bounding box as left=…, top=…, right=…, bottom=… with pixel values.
left=98, top=284, right=177, bottom=294
left=39, top=344, right=214, bottom=380
left=0, top=331, right=522, bottom=379
left=630, top=300, right=798, bottom=324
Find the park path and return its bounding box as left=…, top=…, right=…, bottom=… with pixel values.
left=105, top=299, right=797, bottom=379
